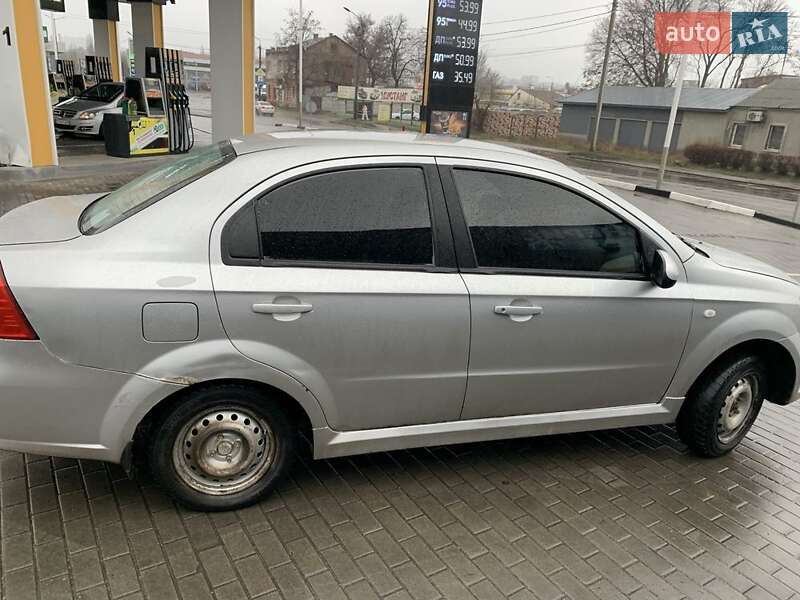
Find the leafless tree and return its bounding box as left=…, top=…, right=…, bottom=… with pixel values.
left=380, top=15, right=416, bottom=87
left=584, top=0, right=691, bottom=87
left=274, top=9, right=321, bottom=107
left=344, top=12, right=387, bottom=86
left=472, top=50, right=503, bottom=132
left=585, top=0, right=793, bottom=89
left=277, top=8, right=321, bottom=47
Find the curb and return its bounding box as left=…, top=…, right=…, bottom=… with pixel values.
left=573, top=153, right=800, bottom=194
left=587, top=176, right=800, bottom=225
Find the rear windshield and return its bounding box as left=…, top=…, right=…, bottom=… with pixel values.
left=79, top=83, right=124, bottom=103
left=80, top=141, right=236, bottom=235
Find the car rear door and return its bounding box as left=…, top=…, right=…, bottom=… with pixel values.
left=210, top=157, right=470, bottom=432
left=437, top=159, right=693, bottom=420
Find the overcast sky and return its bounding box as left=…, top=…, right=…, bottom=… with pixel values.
left=50, top=0, right=610, bottom=85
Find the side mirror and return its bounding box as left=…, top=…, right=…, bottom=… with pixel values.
left=651, top=249, right=678, bottom=289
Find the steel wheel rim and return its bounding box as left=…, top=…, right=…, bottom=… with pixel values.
left=172, top=406, right=276, bottom=496
left=717, top=376, right=756, bottom=444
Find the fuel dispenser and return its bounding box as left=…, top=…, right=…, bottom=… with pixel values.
left=83, top=55, right=114, bottom=87
left=144, top=47, right=194, bottom=153
left=103, top=47, right=193, bottom=157
left=49, top=59, right=75, bottom=103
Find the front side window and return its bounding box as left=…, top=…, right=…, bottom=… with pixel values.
left=453, top=169, right=644, bottom=275
left=765, top=125, right=786, bottom=151
left=730, top=123, right=747, bottom=147
left=255, top=168, right=433, bottom=266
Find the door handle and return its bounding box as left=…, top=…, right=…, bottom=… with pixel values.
left=252, top=303, right=313, bottom=315
left=494, top=305, right=543, bottom=317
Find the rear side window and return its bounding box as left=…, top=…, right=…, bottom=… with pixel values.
left=453, top=169, right=644, bottom=275
left=80, top=141, right=235, bottom=235
left=254, top=168, right=434, bottom=266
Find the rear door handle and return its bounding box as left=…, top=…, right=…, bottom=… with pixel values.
left=494, top=305, right=543, bottom=317
left=252, top=303, right=313, bottom=315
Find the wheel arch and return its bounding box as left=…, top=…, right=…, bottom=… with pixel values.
left=685, top=338, right=796, bottom=407
left=131, top=378, right=315, bottom=466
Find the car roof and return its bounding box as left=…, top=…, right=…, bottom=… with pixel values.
left=229, top=130, right=563, bottom=171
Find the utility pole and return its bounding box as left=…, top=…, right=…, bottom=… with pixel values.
left=344, top=7, right=361, bottom=121
left=258, top=43, right=262, bottom=70
left=656, top=0, right=700, bottom=189
left=590, top=0, right=618, bottom=152
left=50, top=13, right=61, bottom=62
left=298, top=0, right=304, bottom=129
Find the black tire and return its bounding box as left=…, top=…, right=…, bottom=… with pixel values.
left=148, top=384, right=295, bottom=511
left=677, top=354, right=767, bottom=457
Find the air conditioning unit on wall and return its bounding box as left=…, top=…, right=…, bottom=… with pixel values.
left=746, top=110, right=765, bottom=123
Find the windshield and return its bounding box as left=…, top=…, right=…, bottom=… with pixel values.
left=79, top=83, right=124, bottom=103
left=80, top=141, right=236, bottom=235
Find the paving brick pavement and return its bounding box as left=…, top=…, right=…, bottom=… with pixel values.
left=3, top=168, right=800, bottom=599
left=4, top=410, right=800, bottom=600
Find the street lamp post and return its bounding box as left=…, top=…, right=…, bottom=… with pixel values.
left=298, top=0, right=304, bottom=129
left=343, top=6, right=362, bottom=121
left=657, top=0, right=700, bottom=189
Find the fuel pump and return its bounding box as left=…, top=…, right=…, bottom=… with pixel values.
left=103, top=46, right=194, bottom=158
left=145, top=47, right=194, bottom=153
left=55, top=59, right=76, bottom=100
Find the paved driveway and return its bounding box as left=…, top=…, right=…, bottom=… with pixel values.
left=2, top=187, right=800, bottom=600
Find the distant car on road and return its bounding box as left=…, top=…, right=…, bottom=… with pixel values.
left=391, top=107, right=420, bottom=121
left=52, top=82, right=124, bottom=138
left=0, top=132, right=798, bottom=511
left=256, top=100, right=275, bottom=116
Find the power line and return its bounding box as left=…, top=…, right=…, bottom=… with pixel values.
left=490, top=42, right=602, bottom=59
left=482, top=15, right=609, bottom=44
left=481, top=11, right=612, bottom=38
left=483, top=5, right=608, bottom=26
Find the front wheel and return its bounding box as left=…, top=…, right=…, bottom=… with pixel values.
left=147, top=384, right=295, bottom=511
left=677, top=355, right=766, bottom=457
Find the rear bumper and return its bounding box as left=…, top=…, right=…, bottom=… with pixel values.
left=0, top=340, right=179, bottom=462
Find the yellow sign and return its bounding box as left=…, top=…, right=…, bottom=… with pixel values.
left=377, top=104, right=391, bottom=123
left=129, top=117, right=169, bottom=156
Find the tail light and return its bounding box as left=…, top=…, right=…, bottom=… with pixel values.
left=0, top=264, right=38, bottom=340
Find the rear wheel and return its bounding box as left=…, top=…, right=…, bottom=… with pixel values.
left=677, top=355, right=766, bottom=457
left=148, top=384, right=295, bottom=511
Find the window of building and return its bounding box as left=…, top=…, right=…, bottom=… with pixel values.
left=730, top=122, right=747, bottom=147
left=453, top=169, right=644, bottom=275
left=765, top=125, right=786, bottom=152
left=255, top=168, right=434, bottom=266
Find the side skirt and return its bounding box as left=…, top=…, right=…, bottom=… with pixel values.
left=313, top=398, right=684, bottom=459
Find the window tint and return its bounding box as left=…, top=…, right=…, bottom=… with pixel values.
left=453, top=169, right=643, bottom=275
left=255, top=168, right=433, bottom=266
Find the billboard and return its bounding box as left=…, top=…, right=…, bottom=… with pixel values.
left=422, top=0, right=483, bottom=135
left=337, top=86, right=421, bottom=104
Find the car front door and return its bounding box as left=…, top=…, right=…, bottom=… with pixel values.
left=210, top=158, right=470, bottom=432
left=438, top=160, right=693, bottom=420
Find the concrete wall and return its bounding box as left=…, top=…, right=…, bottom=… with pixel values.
left=679, top=112, right=728, bottom=148
left=680, top=109, right=800, bottom=156
left=722, top=108, right=800, bottom=156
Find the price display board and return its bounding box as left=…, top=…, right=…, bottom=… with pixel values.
left=422, top=0, right=483, bottom=134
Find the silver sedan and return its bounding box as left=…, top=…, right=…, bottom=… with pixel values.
left=1, top=132, right=798, bottom=510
